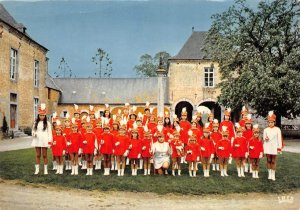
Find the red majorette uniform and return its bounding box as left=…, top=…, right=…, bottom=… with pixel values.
left=242, top=114, right=253, bottom=142
left=82, top=131, right=96, bottom=154
left=216, top=136, right=232, bottom=158
left=249, top=136, right=263, bottom=159
left=114, top=134, right=130, bottom=156
left=73, top=104, right=82, bottom=129
left=211, top=130, right=222, bottom=146
left=232, top=135, right=248, bottom=158
left=94, top=127, right=103, bottom=145
left=170, top=134, right=184, bottom=159
left=99, top=130, right=114, bottom=155
left=190, top=127, right=202, bottom=144
left=238, top=106, right=249, bottom=128
left=199, top=137, right=215, bottom=158
left=128, top=136, right=142, bottom=159
left=207, top=111, right=214, bottom=132
left=141, top=135, right=152, bottom=158
left=179, top=108, right=191, bottom=145
left=185, top=140, right=200, bottom=162
left=220, top=108, right=235, bottom=140
left=67, top=129, right=83, bottom=154
left=52, top=134, right=67, bottom=157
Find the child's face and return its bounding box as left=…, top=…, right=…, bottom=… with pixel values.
left=74, top=113, right=79, bottom=119
left=96, top=123, right=102, bottom=128
left=72, top=127, right=78, bottom=133
left=132, top=132, right=138, bottom=139
left=236, top=131, right=242, bottom=137
left=181, top=115, right=187, bottom=120
left=113, top=124, right=118, bottom=130
left=209, top=116, right=213, bottom=122
left=150, top=116, right=155, bottom=122
left=204, top=132, right=209, bottom=138
left=130, top=115, right=136, bottom=120
left=212, top=126, right=218, bottom=132
left=223, top=134, right=228, bottom=139
left=104, top=128, right=110, bottom=133
left=165, top=118, right=170, bottom=124
left=56, top=129, right=62, bottom=135
left=225, top=115, right=230, bottom=120
left=158, top=120, right=163, bottom=125
left=245, top=123, right=251, bottom=129
left=137, top=121, right=142, bottom=126
left=191, top=122, right=197, bottom=128
left=189, top=139, right=196, bottom=144
left=254, top=132, right=259, bottom=138
left=65, top=120, right=71, bottom=127
left=119, top=128, right=126, bottom=135
left=268, top=121, right=275, bottom=127
left=123, top=109, right=129, bottom=115
left=90, top=114, right=95, bottom=119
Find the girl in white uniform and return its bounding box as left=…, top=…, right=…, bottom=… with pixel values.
left=152, top=132, right=171, bottom=175
left=31, top=103, right=53, bottom=175
left=263, top=111, right=283, bottom=181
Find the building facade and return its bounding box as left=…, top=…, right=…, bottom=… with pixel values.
left=0, top=4, right=48, bottom=130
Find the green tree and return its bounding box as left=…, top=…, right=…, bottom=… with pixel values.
left=205, top=0, right=300, bottom=126
left=92, top=48, right=113, bottom=78
left=54, top=57, right=75, bottom=78
left=134, top=51, right=171, bottom=77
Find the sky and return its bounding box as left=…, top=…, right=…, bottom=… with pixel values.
left=1, top=0, right=258, bottom=78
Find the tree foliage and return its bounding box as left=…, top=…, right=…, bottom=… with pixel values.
left=205, top=0, right=300, bottom=120
left=92, top=48, right=113, bottom=78
left=134, top=51, right=171, bottom=77
left=54, top=57, right=75, bottom=78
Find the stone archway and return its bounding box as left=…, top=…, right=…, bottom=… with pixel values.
left=198, top=101, right=221, bottom=122
left=175, top=101, right=193, bottom=122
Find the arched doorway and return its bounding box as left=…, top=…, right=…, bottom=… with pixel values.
left=175, top=101, right=193, bottom=122
left=199, top=101, right=221, bottom=123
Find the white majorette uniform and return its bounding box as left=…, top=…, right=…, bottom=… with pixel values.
left=152, top=141, right=171, bottom=169
left=263, top=126, right=282, bottom=155
left=32, top=121, right=53, bottom=148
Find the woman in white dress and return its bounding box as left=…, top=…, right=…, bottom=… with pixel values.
left=31, top=103, right=53, bottom=175
left=152, top=132, right=171, bottom=175
left=263, top=111, right=283, bottom=181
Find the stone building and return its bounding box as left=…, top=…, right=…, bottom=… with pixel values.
left=0, top=4, right=48, bottom=131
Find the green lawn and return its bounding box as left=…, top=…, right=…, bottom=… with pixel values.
left=0, top=148, right=299, bottom=195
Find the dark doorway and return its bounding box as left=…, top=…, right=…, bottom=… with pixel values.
left=10, top=104, right=17, bottom=129
left=175, top=101, right=193, bottom=122
left=199, top=101, right=221, bottom=123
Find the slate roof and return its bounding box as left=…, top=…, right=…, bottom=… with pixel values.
left=45, top=74, right=62, bottom=92
left=52, top=77, right=169, bottom=104
left=0, top=3, right=48, bottom=51
left=170, top=31, right=209, bottom=60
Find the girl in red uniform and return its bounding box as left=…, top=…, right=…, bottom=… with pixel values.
left=128, top=125, right=142, bottom=176
left=93, top=118, right=103, bottom=170
left=210, top=119, right=222, bottom=171
left=163, top=112, right=173, bottom=143
left=207, top=111, right=214, bottom=132
left=147, top=114, right=157, bottom=133
left=249, top=124, right=264, bottom=178
left=242, top=114, right=253, bottom=173
left=73, top=104, right=82, bottom=129
left=114, top=121, right=130, bottom=176
left=185, top=131, right=200, bottom=177
left=195, top=108, right=204, bottom=130
left=232, top=123, right=248, bottom=177
left=52, top=120, right=67, bottom=175
left=63, top=115, right=72, bottom=171
left=142, top=102, right=151, bottom=125
left=190, top=116, right=202, bottom=143
left=111, top=116, right=119, bottom=171
left=220, top=108, right=235, bottom=143
left=238, top=106, right=248, bottom=128
left=82, top=120, right=97, bottom=176
left=170, top=127, right=184, bottom=176
left=141, top=126, right=153, bottom=175
left=99, top=121, right=114, bottom=176
left=199, top=124, right=215, bottom=177
left=179, top=108, right=191, bottom=145
left=67, top=119, right=83, bottom=175
left=216, top=126, right=232, bottom=177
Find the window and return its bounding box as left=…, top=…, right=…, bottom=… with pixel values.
left=10, top=48, right=18, bottom=80
left=34, top=60, right=39, bottom=87
left=34, top=98, right=39, bottom=117
left=204, top=67, right=215, bottom=87
left=10, top=93, right=17, bottom=102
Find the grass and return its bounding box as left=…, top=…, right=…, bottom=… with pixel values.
left=0, top=149, right=299, bottom=195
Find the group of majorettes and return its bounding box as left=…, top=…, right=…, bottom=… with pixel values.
left=33, top=103, right=283, bottom=181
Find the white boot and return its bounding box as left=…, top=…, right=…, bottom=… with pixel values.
left=241, top=168, right=245, bottom=177
left=121, top=169, right=125, bottom=176
left=165, top=170, right=168, bottom=175
left=172, top=170, right=175, bottom=176
left=78, top=157, right=82, bottom=166
left=203, top=170, right=206, bottom=177
left=216, top=164, right=220, bottom=171
left=237, top=167, right=241, bottom=177
left=75, top=165, right=78, bottom=175
left=144, top=169, right=147, bottom=176
left=107, top=168, right=110, bottom=175
left=206, top=169, right=210, bottom=177
left=139, top=159, right=143, bottom=170
left=189, top=170, right=192, bottom=177
left=272, top=170, right=276, bottom=181
left=224, top=169, right=228, bottom=176
left=249, top=164, right=253, bottom=173
left=212, top=164, right=216, bottom=171
left=148, top=169, right=151, bottom=175
left=94, top=161, right=99, bottom=170
left=65, top=161, right=68, bottom=171
left=268, top=169, right=272, bottom=179
left=193, top=171, right=197, bottom=177
left=111, top=161, right=115, bottom=170
left=86, top=168, right=90, bottom=175
left=44, top=165, right=48, bottom=175
left=256, top=171, right=259, bottom=178
left=99, top=160, right=102, bottom=169
left=244, top=163, right=249, bottom=173
left=59, top=165, right=63, bottom=174
left=221, top=169, right=224, bottom=177
left=90, top=168, right=93, bottom=176
left=52, top=161, right=57, bottom=170
left=252, top=171, right=256, bottom=178
left=126, top=158, right=130, bottom=165
left=34, top=164, right=39, bottom=175
left=55, top=165, right=60, bottom=174
left=71, top=165, right=75, bottom=175
left=178, top=170, right=181, bottom=176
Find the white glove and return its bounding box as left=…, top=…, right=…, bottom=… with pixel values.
left=196, top=156, right=200, bottom=161
left=228, top=157, right=232, bottom=164
left=94, top=149, right=97, bottom=155
left=67, top=142, right=72, bottom=146
left=129, top=144, right=132, bottom=149
left=62, top=150, right=66, bottom=155
left=100, top=140, right=104, bottom=145
left=138, top=154, right=141, bottom=159
left=142, top=146, right=146, bottom=151
left=245, top=152, right=249, bottom=158
left=259, top=152, right=263, bottom=158
left=218, top=146, right=224, bottom=150
left=187, top=150, right=192, bottom=154
left=201, top=147, right=205, bottom=151
left=235, top=144, right=240, bottom=147
left=249, top=146, right=254, bottom=150
left=123, top=150, right=129, bottom=157
left=78, top=148, right=82, bottom=155
left=210, top=154, right=214, bottom=159
left=53, top=141, right=56, bottom=145
left=128, top=128, right=131, bottom=132
left=83, top=140, right=87, bottom=144
left=115, top=142, right=120, bottom=146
